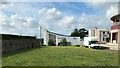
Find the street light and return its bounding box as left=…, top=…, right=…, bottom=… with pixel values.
left=40, top=26, right=42, bottom=45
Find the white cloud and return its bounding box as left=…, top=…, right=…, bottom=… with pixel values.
left=84, top=2, right=118, bottom=28
left=0, top=3, right=14, bottom=10
left=0, top=13, right=40, bottom=36
left=78, top=13, right=112, bottom=29
left=38, top=8, right=76, bottom=35
left=105, top=5, right=118, bottom=19
left=0, top=2, right=118, bottom=38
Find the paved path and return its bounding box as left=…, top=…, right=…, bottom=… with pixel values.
left=99, top=44, right=119, bottom=50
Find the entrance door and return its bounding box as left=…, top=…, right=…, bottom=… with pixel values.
left=112, top=32, right=117, bottom=43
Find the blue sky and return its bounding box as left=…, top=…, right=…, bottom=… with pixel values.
left=0, top=2, right=118, bottom=38
left=3, top=2, right=106, bottom=18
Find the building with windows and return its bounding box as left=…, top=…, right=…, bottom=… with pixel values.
left=44, top=29, right=81, bottom=46
left=89, top=28, right=110, bottom=43
left=107, top=14, right=120, bottom=46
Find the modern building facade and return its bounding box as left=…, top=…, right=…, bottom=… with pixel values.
left=107, top=14, right=120, bottom=46
left=44, top=29, right=81, bottom=46
left=89, top=28, right=110, bottom=43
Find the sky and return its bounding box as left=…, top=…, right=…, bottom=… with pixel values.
left=0, top=1, right=118, bottom=38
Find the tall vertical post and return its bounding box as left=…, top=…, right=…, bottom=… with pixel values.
left=40, top=26, right=42, bottom=45
left=119, top=18, right=120, bottom=25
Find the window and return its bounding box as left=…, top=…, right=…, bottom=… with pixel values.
left=107, top=32, right=109, bottom=34
left=103, top=32, right=105, bottom=34
left=116, top=22, right=120, bottom=25
left=113, top=33, right=116, bottom=40
left=73, top=37, right=77, bottom=39
left=103, top=38, right=105, bottom=41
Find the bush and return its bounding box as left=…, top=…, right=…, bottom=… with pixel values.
left=48, top=39, right=56, bottom=46
left=75, top=45, right=80, bottom=47
left=106, top=37, right=109, bottom=42
left=41, top=44, right=46, bottom=46
left=59, top=38, right=71, bottom=46
left=67, top=42, right=71, bottom=46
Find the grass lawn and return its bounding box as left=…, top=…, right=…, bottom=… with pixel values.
left=2, top=46, right=118, bottom=66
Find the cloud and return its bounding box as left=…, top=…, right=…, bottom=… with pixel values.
left=85, top=2, right=118, bottom=17
left=105, top=5, right=118, bottom=19
left=38, top=8, right=77, bottom=35
left=77, top=13, right=112, bottom=29
left=0, top=2, right=118, bottom=38
left=0, top=2, right=14, bottom=9
left=1, top=13, right=40, bottom=36
left=84, top=2, right=118, bottom=28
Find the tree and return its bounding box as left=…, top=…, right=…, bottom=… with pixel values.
left=71, top=28, right=79, bottom=37
left=48, top=39, right=56, bottom=46
left=71, top=28, right=88, bottom=39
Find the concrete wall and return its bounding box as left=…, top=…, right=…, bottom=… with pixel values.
left=44, top=29, right=49, bottom=46
left=56, top=35, right=80, bottom=46
left=2, top=34, right=40, bottom=53
left=118, top=29, right=120, bottom=44
left=94, top=29, right=100, bottom=41
left=89, top=29, right=110, bottom=42
left=44, top=30, right=81, bottom=46
left=89, top=29, right=95, bottom=37
left=100, top=31, right=109, bottom=42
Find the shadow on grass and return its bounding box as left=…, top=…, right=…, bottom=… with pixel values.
left=2, top=46, right=47, bottom=58
left=92, top=46, right=110, bottom=50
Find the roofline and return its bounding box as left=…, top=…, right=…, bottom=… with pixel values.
left=0, top=33, right=36, bottom=38
left=47, top=30, right=80, bottom=37
left=110, top=14, right=120, bottom=22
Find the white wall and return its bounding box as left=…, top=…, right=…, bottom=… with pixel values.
left=89, top=29, right=95, bottom=37
left=56, top=35, right=80, bottom=46
left=100, top=31, right=109, bottom=42
left=44, top=29, right=81, bottom=46
left=44, top=29, right=49, bottom=46
left=118, top=29, right=120, bottom=44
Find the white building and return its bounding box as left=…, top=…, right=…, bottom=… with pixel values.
left=44, top=29, right=81, bottom=46
left=89, top=28, right=110, bottom=43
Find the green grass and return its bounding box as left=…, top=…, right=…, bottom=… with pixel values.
left=2, top=46, right=118, bottom=66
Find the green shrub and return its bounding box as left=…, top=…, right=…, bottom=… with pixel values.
left=59, top=38, right=71, bottom=46
left=67, top=42, right=71, bottom=46
left=106, top=37, right=109, bottom=42
left=48, top=39, right=56, bottom=46
left=41, top=44, right=46, bottom=46
left=75, top=45, right=80, bottom=47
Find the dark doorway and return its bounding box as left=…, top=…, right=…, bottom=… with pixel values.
left=113, top=33, right=116, bottom=40
left=32, top=43, right=33, bottom=48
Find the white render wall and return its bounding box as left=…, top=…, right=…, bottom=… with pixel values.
left=118, top=29, right=120, bottom=44
left=44, top=29, right=81, bottom=46
left=100, top=31, right=109, bottom=42
left=56, top=35, right=80, bottom=46
left=89, top=29, right=95, bottom=37
left=44, top=29, right=49, bottom=46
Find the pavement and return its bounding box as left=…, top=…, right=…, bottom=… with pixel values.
left=99, top=44, right=120, bottom=51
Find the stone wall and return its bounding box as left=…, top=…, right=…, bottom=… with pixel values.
left=1, top=34, right=40, bottom=53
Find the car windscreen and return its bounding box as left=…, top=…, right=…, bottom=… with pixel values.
left=90, top=41, right=98, bottom=44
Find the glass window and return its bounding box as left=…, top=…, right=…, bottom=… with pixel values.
left=113, top=33, right=116, bottom=40
left=103, top=32, right=105, bottom=34
left=103, top=38, right=105, bottom=41
left=116, top=22, right=119, bottom=25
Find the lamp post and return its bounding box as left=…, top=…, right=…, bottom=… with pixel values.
left=40, top=26, right=42, bottom=45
